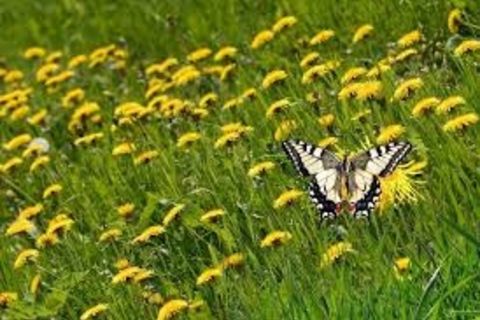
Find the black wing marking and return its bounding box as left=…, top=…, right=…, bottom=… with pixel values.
left=281, top=139, right=340, bottom=177
left=352, top=141, right=412, bottom=177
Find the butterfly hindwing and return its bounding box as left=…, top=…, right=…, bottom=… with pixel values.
left=348, top=171, right=381, bottom=218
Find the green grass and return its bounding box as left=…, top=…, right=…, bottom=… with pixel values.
left=1, top=0, right=480, bottom=319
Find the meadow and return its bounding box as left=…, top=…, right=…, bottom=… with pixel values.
left=1, top=0, right=480, bottom=319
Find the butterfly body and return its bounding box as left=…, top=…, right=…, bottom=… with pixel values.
left=282, top=140, right=411, bottom=219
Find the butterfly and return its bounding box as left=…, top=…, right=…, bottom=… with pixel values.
left=281, top=140, right=412, bottom=219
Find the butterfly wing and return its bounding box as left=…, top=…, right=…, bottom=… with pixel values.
left=282, top=140, right=342, bottom=218
left=281, top=140, right=340, bottom=176
left=352, top=141, right=412, bottom=177
left=348, top=141, right=412, bottom=217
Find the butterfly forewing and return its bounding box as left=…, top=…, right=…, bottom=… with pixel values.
left=281, top=140, right=340, bottom=176
left=352, top=141, right=412, bottom=177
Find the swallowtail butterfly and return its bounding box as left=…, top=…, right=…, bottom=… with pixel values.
left=282, top=140, right=412, bottom=219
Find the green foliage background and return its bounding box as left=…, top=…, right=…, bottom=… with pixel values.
left=1, top=0, right=480, bottom=319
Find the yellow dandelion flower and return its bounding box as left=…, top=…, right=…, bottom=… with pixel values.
left=112, top=142, right=136, bottom=156
left=112, top=266, right=141, bottom=284
left=115, top=259, right=130, bottom=270
left=376, top=125, right=406, bottom=144
left=220, top=253, right=245, bottom=269
left=302, top=60, right=340, bottom=84
left=68, top=54, right=88, bottom=69
left=157, top=299, right=189, bottom=320
left=300, top=52, right=320, bottom=69
left=145, top=58, right=178, bottom=77
left=352, top=24, right=374, bottom=43
left=4, top=134, right=32, bottom=150
left=14, top=249, right=39, bottom=269
left=189, top=107, right=209, bottom=120
left=318, top=136, right=338, bottom=148
left=132, top=225, right=166, bottom=244
left=23, top=47, right=46, bottom=59
left=30, top=274, right=41, bottom=295
left=448, top=8, right=463, bottom=34
left=72, top=102, right=100, bottom=121
left=454, top=39, right=480, bottom=57
left=27, top=109, right=48, bottom=126
left=74, top=133, right=104, bottom=147
left=187, top=48, right=212, bottom=62
left=163, top=204, right=186, bottom=227
left=200, top=209, right=225, bottom=223
left=46, top=214, right=74, bottom=235
left=22, top=140, right=49, bottom=158
left=43, top=183, right=62, bottom=199
left=379, top=161, right=427, bottom=211
left=220, top=63, right=236, bottom=81
left=214, top=131, right=242, bottom=149
left=45, top=51, right=62, bottom=64
left=397, top=30, right=423, bottom=48
left=132, top=268, right=154, bottom=283
left=411, top=97, right=440, bottom=117
left=436, top=96, right=466, bottom=114
left=36, top=232, right=59, bottom=248
left=214, top=46, right=238, bottom=61
left=318, top=114, right=335, bottom=128
left=221, top=122, right=247, bottom=134
left=45, top=70, right=74, bottom=87
left=18, top=204, right=44, bottom=220
left=62, top=88, right=85, bottom=108
left=260, top=230, right=292, bottom=248
left=198, top=92, right=218, bottom=108
left=394, top=48, right=418, bottom=63
left=241, top=87, right=257, bottom=100
left=80, top=304, right=108, bottom=320
left=117, top=203, right=135, bottom=218
left=266, top=98, right=290, bottom=118
left=0, top=292, right=18, bottom=307
left=36, top=63, right=59, bottom=82
left=251, top=30, right=275, bottom=49
left=442, top=113, right=479, bottom=132
left=274, top=120, right=297, bottom=141
left=272, top=16, right=298, bottom=33
left=10, top=105, right=30, bottom=121
left=320, top=241, right=353, bottom=268
left=221, top=97, right=243, bottom=110
left=4, top=69, right=24, bottom=83
left=394, top=257, right=411, bottom=280
left=392, top=77, right=423, bottom=101
left=248, top=161, right=275, bottom=178
left=273, top=189, right=304, bottom=209
left=366, top=63, right=391, bottom=78
left=262, top=69, right=288, bottom=89
left=341, top=67, right=367, bottom=85
left=309, top=30, right=335, bottom=46
left=99, top=228, right=122, bottom=242
left=134, top=150, right=159, bottom=166
left=29, top=156, right=50, bottom=173
left=1, top=157, right=23, bottom=173
left=196, top=267, right=223, bottom=286
left=177, top=132, right=202, bottom=149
